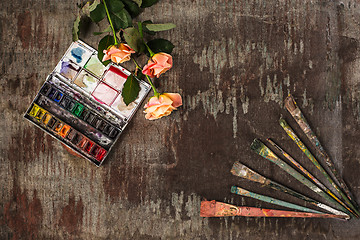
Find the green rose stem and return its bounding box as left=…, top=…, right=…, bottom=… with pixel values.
left=102, top=0, right=118, bottom=45
left=132, top=58, right=159, bottom=98
left=138, top=22, right=155, bottom=57
left=145, top=43, right=155, bottom=57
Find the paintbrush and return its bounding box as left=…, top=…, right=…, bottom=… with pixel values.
left=231, top=161, right=348, bottom=217
left=279, top=118, right=360, bottom=217
left=267, top=138, right=351, bottom=216
left=200, top=200, right=348, bottom=219
left=250, top=138, right=357, bottom=218
left=231, top=186, right=325, bottom=214
left=284, top=94, right=358, bottom=210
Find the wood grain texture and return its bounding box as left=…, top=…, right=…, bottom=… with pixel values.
left=1, top=0, right=360, bottom=239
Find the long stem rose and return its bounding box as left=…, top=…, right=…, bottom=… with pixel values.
left=144, top=93, right=182, bottom=120
left=102, top=43, right=135, bottom=64
left=102, top=0, right=118, bottom=45
left=142, top=52, right=173, bottom=78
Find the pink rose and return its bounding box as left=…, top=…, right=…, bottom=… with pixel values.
left=144, top=93, right=182, bottom=120
left=102, top=43, right=135, bottom=64
left=142, top=53, right=173, bottom=78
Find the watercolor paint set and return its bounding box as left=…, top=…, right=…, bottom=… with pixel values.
left=24, top=40, right=151, bottom=166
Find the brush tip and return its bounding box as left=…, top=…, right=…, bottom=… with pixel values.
left=285, top=95, right=297, bottom=112
left=231, top=161, right=250, bottom=177
left=250, top=138, right=263, bottom=152
left=279, top=118, right=287, bottom=127
left=230, top=161, right=241, bottom=175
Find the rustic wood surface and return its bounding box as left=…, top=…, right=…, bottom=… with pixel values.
left=1, top=0, right=360, bottom=239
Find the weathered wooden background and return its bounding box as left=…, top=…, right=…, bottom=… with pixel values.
left=1, top=0, right=360, bottom=239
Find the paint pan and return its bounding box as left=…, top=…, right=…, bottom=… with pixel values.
left=200, top=200, right=348, bottom=219
left=84, top=54, right=106, bottom=77
left=73, top=70, right=99, bottom=94
left=24, top=40, right=151, bottom=166
left=284, top=94, right=359, bottom=211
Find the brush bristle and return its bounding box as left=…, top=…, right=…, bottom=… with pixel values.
left=231, top=161, right=245, bottom=176
left=230, top=186, right=238, bottom=193
left=285, top=95, right=297, bottom=112
left=250, top=138, right=263, bottom=152
left=279, top=118, right=288, bottom=127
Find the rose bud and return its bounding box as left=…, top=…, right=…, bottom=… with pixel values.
left=144, top=93, right=182, bottom=120
left=102, top=43, right=135, bottom=64
left=142, top=52, right=173, bottom=78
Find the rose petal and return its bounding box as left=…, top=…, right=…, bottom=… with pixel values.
left=153, top=53, right=172, bottom=66
left=144, top=96, right=161, bottom=108
left=107, top=48, right=121, bottom=55
left=163, top=93, right=182, bottom=107
left=102, top=54, right=111, bottom=62
left=102, top=44, right=134, bottom=64
left=152, top=105, right=174, bottom=117
left=142, top=65, right=155, bottom=78
left=121, top=55, right=130, bottom=63
left=145, top=112, right=158, bottom=120
left=159, top=95, right=174, bottom=105
left=152, top=66, right=167, bottom=77
left=153, top=54, right=168, bottom=64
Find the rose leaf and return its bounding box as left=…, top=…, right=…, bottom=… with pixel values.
left=123, top=27, right=145, bottom=53
left=111, top=8, right=132, bottom=31
left=90, top=2, right=106, bottom=23
left=147, top=38, right=175, bottom=54
left=122, top=74, right=140, bottom=106
left=141, top=0, right=159, bottom=8
left=121, top=0, right=142, bottom=18
left=98, top=35, right=115, bottom=65
left=144, top=23, right=176, bottom=32
left=72, top=15, right=81, bottom=41
left=106, top=0, right=124, bottom=13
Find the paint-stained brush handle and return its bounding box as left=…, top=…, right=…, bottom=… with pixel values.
left=279, top=118, right=360, bottom=217
left=200, top=200, right=347, bottom=219
left=284, top=94, right=358, bottom=210
left=231, top=161, right=348, bottom=217
left=231, top=186, right=323, bottom=214
left=266, top=139, right=350, bottom=216
left=250, top=138, right=356, bottom=218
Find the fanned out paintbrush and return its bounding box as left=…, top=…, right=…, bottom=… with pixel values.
left=250, top=138, right=356, bottom=218
left=231, top=186, right=324, bottom=214
left=279, top=118, right=360, bottom=217
left=200, top=200, right=348, bottom=219
left=231, top=161, right=348, bottom=217
left=267, top=138, right=350, bottom=217
left=284, top=94, right=358, bottom=210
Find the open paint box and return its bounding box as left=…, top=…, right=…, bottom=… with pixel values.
left=24, top=40, right=151, bottom=166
